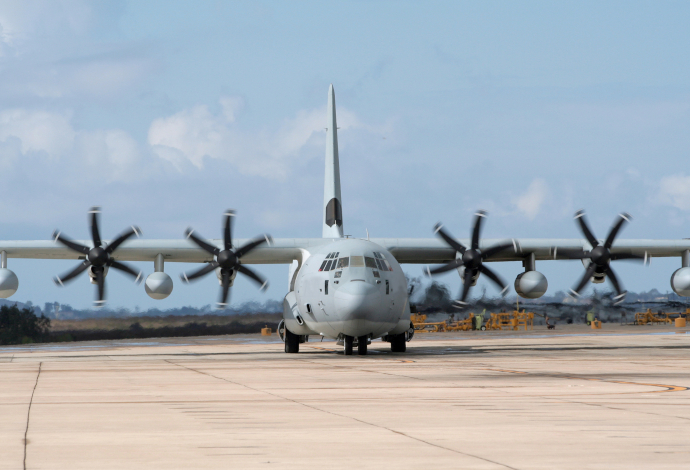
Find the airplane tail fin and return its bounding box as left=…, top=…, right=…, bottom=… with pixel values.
left=322, top=84, right=344, bottom=238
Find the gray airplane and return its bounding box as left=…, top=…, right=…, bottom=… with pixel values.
left=1, top=85, right=690, bottom=356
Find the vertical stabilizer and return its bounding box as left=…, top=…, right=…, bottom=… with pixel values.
left=323, top=84, right=344, bottom=238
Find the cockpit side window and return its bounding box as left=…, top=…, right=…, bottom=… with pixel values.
left=324, top=259, right=334, bottom=271
left=319, top=260, right=328, bottom=271
left=350, top=256, right=365, bottom=267
left=336, top=257, right=349, bottom=269
left=364, top=256, right=377, bottom=268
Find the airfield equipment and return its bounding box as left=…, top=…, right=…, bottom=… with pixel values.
left=634, top=309, right=673, bottom=325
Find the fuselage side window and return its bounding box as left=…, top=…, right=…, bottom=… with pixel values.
left=334, top=270, right=342, bottom=278
left=319, top=260, right=328, bottom=271
left=325, top=280, right=328, bottom=295
left=337, top=257, right=349, bottom=269
left=350, top=256, right=365, bottom=267
left=385, top=280, right=390, bottom=294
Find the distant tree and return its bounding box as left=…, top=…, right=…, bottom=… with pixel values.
left=0, top=305, right=51, bottom=345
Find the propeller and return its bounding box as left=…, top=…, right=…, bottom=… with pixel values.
left=53, top=207, right=142, bottom=307
left=426, top=210, right=514, bottom=308
left=181, top=210, right=272, bottom=309
left=560, top=210, right=645, bottom=304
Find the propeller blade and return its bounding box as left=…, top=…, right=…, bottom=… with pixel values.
left=90, top=206, right=102, bottom=247
left=604, top=213, right=631, bottom=249
left=181, top=262, right=218, bottom=283
left=108, top=260, right=142, bottom=282
left=224, top=210, right=235, bottom=251
left=106, top=226, right=141, bottom=254
left=605, top=266, right=625, bottom=297
left=481, top=242, right=513, bottom=259
left=185, top=228, right=220, bottom=256
left=235, top=235, right=271, bottom=258
left=95, top=268, right=106, bottom=307
left=433, top=223, right=467, bottom=254
left=426, top=259, right=464, bottom=276
left=218, top=269, right=231, bottom=308
left=574, top=210, right=599, bottom=247
left=53, top=231, right=89, bottom=255
left=471, top=210, right=487, bottom=250
left=237, top=264, right=269, bottom=290
left=611, top=252, right=645, bottom=261
left=479, top=265, right=508, bottom=295
left=455, top=268, right=475, bottom=307
left=570, top=263, right=597, bottom=296
left=54, top=261, right=90, bottom=286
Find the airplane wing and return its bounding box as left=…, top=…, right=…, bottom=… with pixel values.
left=374, top=238, right=690, bottom=264
left=2, top=237, right=689, bottom=265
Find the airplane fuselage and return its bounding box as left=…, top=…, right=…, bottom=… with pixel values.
left=283, top=239, right=411, bottom=341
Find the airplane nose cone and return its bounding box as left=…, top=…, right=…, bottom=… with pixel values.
left=335, top=281, right=379, bottom=321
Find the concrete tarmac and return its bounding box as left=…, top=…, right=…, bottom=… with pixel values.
left=1, top=325, right=690, bottom=469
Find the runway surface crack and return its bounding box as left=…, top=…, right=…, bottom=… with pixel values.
left=24, top=362, right=42, bottom=470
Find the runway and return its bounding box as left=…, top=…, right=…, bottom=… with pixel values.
left=1, top=325, right=689, bottom=469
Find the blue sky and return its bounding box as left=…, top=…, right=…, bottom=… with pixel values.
left=1, top=0, right=689, bottom=310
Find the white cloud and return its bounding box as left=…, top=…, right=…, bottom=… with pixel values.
left=657, top=174, right=690, bottom=211
left=0, top=107, right=146, bottom=181
left=514, top=178, right=548, bottom=220
left=0, top=108, right=75, bottom=157
left=148, top=97, right=366, bottom=179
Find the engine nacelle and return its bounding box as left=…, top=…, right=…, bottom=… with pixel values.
left=145, top=272, right=174, bottom=299
left=0, top=268, right=18, bottom=298
left=671, top=267, right=690, bottom=297
left=88, top=265, right=108, bottom=284
left=458, top=266, right=479, bottom=287
left=514, top=271, right=548, bottom=299
left=215, top=267, right=237, bottom=286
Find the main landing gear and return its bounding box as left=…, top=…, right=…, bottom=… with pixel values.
left=285, top=328, right=300, bottom=353
left=389, top=332, right=406, bottom=353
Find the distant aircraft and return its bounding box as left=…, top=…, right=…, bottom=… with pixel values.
left=1, top=85, right=690, bottom=355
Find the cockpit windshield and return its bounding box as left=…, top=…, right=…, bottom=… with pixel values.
left=325, top=253, right=393, bottom=272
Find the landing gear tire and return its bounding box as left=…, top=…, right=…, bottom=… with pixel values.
left=344, top=335, right=354, bottom=355
left=390, top=333, right=406, bottom=352
left=285, top=328, right=300, bottom=353
left=357, top=336, right=368, bottom=355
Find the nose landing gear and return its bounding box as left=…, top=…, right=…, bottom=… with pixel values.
left=343, top=335, right=370, bottom=355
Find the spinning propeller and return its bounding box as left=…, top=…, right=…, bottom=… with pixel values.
left=426, top=210, right=514, bottom=308
left=559, top=210, right=644, bottom=303
left=53, top=207, right=142, bottom=306
left=181, top=210, right=271, bottom=309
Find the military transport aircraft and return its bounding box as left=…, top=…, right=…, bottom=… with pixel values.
left=1, top=85, right=690, bottom=356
